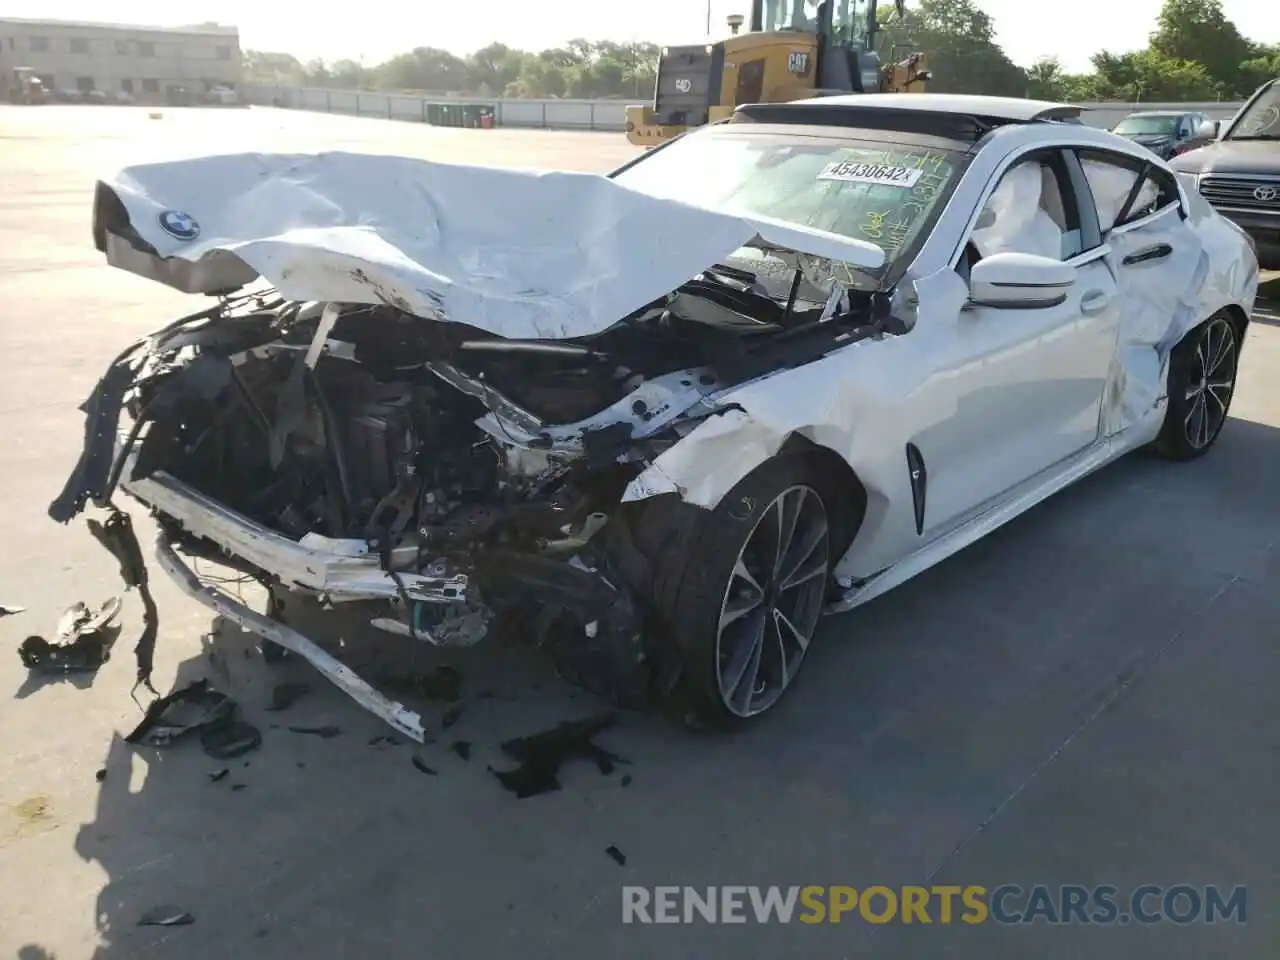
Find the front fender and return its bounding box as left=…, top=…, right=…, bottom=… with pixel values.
left=621, top=406, right=847, bottom=510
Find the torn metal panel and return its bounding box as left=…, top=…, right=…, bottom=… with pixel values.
left=94, top=151, right=884, bottom=340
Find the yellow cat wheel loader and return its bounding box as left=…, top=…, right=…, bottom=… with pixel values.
left=625, top=0, right=931, bottom=147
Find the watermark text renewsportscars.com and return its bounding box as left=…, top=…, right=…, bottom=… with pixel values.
left=622, top=885, right=1247, bottom=926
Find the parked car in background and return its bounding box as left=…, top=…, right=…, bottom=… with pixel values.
left=1172, top=78, right=1280, bottom=270
left=1112, top=110, right=1218, bottom=159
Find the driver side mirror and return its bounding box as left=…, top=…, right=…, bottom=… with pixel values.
left=968, top=252, right=1076, bottom=310
left=1195, top=120, right=1219, bottom=140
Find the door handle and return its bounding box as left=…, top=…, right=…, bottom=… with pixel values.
left=1122, top=243, right=1173, bottom=266
left=1080, top=290, right=1111, bottom=315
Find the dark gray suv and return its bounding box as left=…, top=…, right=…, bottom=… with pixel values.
left=1171, top=78, right=1280, bottom=270
left=1112, top=110, right=1218, bottom=159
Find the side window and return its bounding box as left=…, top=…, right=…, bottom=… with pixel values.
left=1077, top=149, right=1181, bottom=232
left=966, top=152, right=1082, bottom=267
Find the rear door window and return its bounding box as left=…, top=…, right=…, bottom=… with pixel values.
left=1076, top=149, right=1181, bottom=232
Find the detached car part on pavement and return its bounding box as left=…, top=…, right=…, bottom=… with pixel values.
left=52, top=94, right=1259, bottom=738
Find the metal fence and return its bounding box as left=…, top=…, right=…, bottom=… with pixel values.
left=246, top=84, right=1247, bottom=134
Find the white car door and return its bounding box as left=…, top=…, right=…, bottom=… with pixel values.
left=915, top=148, right=1122, bottom=534
left=1074, top=148, right=1206, bottom=437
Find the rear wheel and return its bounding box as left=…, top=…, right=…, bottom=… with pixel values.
left=650, top=458, right=834, bottom=727
left=1153, top=313, right=1240, bottom=460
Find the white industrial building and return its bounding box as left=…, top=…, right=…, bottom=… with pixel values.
left=0, top=17, right=241, bottom=101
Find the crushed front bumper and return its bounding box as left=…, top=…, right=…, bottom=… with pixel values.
left=123, top=458, right=474, bottom=743
left=154, top=535, right=428, bottom=742
left=123, top=459, right=470, bottom=605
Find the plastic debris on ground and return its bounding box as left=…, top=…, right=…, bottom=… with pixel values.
left=124, top=678, right=262, bottom=764
left=489, top=713, right=628, bottom=798
left=138, top=906, right=194, bottom=927
left=288, top=725, right=341, bottom=739
left=200, top=721, right=263, bottom=759
left=18, top=597, right=123, bottom=674
left=411, top=756, right=438, bottom=776
left=605, top=845, right=627, bottom=866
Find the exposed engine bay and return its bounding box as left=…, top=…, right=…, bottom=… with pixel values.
left=53, top=251, right=895, bottom=738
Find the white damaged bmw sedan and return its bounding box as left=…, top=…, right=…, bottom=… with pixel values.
left=52, top=93, right=1259, bottom=737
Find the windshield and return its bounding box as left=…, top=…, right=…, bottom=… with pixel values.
left=763, top=0, right=821, bottom=31
left=831, top=0, right=874, bottom=47
left=1226, top=82, right=1280, bottom=140
left=613, top=131, right=964, bottom=289
left=761, top=0, right=873, bottom=45
left=1112, top=115, right=1179, bottom=137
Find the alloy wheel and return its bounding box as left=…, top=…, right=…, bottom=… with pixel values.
left=1184, top=317, right=1237, bottom=450
left=715, top=485, right=830, bottom=718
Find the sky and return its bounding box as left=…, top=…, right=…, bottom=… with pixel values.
left=7, top=0, right=1277, bottom=73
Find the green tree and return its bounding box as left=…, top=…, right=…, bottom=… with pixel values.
left=243, top=50, right=306, bottom=84
left=1090, top=49, right=1220, bottom=101
left=878, top=0, right=1027, bottom=96
left=1149, top=0, right=1252, bottom=96
left=1239, top=44, right=1280, bottom=95
left=376, top=47, right=470, bottom=92
left=1025, top=57, right=1067, bottom=100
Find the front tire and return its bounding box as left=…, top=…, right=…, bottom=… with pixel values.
left=1153, top=313, right=1240, bottom=460
left=654, top=458, right=834, bottom=728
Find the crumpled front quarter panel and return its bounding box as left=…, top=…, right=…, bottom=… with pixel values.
left=621, top=328, right=951, bottom=576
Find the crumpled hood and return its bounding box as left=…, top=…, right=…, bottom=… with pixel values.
left=93, top=151, right=885, bottom=340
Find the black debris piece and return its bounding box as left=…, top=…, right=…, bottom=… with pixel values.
left=18, top=597, right=123, bottom=674
left=95, top=768, right=107, bottom=783
left=125, top=679, right=236, bottom=747
left=231, top=784, right=247, bottom=792
left=442, top=704, right=463, bottom=729
left=620, top=775, right=633, bottom=788
left=605, top=845, right=627, bottom=866
left=288, top=725, right=341, bottom=739
left=265, top=682, right=311, bottom=712
left=87, top=508, right=159, bottom=693
left=411, top=756, right=438, bottom=776
left=0, top=604, right=24, bottom=617
left=200, top=721, right=262, bottom=760
left=368, top=735, right=403, bottom=747
left=139, top=906, right=195, bottom=927
left=449, top=741, right=472, bottom=761
left=209, top=768, right=229, bottom=783
left=490, top=714, right=628, bottom=799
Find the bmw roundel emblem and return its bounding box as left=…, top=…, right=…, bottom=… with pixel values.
left=158, top=209, right=200, bottom=241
